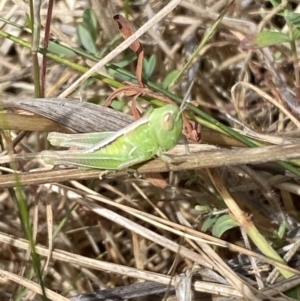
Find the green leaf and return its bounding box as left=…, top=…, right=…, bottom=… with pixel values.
left=277, top=220, right=286, bottom=239
left=240, top=31, right=290, bottom=49
left=274, top=50, right=282, bottom=59
left=26, top=13, right=33, bottom=31
left=108, top=53, right=137, bottom=82
left=285, top=285, right=300, bottom=300
left=212, top=214, right=238, bottom=238
left=15, top=177, right=47, bottom=300
left=195, top=205, right=211, bottom=214
left=162, top=70, right=180, bottom=89
left=111, top=53, right=136, bottom=68
left=293, top=28, right=300, bottom=40
left=83, top=9, right=98, bottom=42
left=48, top=41, right=76, bottom=57
left=202, top=216, right=218, bottom=232
left=111, top=99, right=127, bottom=111
left=284, top=12, right=300, bottom=26
left=143, top=54, right=156, bottom=79
left=76, top=24, right=98, bottom=54
left=82, top=78, right=96, bottom=88
left=98, top=33, right=122, bottom=58
left=269, top=0, right=282, bottom=7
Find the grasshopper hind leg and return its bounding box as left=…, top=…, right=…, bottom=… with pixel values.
left=99, top=168, right=141, bottom=180
left=98, top=168, right=141, bottom=180
left=99, top=157, right=146, bottom=180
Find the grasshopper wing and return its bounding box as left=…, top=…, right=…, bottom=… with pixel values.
left=41, top=150, right=133, bottom=169
left=48, top=132, right=115, bottom=149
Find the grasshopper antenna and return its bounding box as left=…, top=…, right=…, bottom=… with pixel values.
left=179, top=79, right=194, bottom=116
left=178, top=80, right=195, bottom=155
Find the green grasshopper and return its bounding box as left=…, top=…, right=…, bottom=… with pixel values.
left=41, top=104, right=183, bottom=171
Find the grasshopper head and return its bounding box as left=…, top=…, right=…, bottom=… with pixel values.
left=149, top=104, right=183, bottom=151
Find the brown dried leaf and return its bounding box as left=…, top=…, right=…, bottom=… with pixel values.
left=113, top=14, right=144, bottom=87
left=2, top=98, right=134, bottom=132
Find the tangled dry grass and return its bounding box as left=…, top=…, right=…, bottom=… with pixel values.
left=1, top=0, right=300, bottom=300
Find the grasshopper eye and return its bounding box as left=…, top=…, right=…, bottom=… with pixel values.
left=162, top=112, right=174, bottom=131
